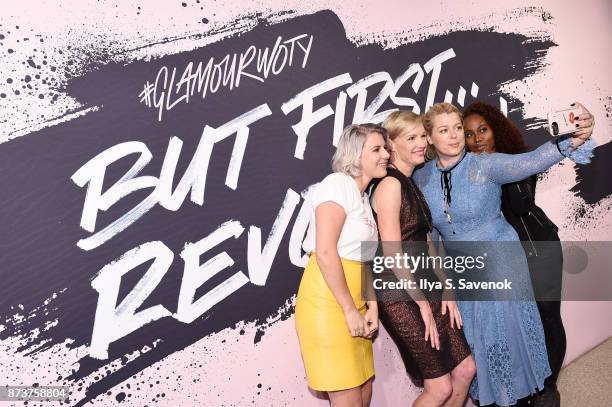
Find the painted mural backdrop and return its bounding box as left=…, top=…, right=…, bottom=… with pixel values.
left=1, top=1, right=610, bottom=406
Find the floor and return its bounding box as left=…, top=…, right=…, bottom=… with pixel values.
left=557, top=337, right=612, bottom=407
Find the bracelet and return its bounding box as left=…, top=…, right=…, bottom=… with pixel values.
left=555, top=137, right=568, bottom=158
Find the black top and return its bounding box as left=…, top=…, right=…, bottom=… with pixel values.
left=501, top=175, right=559, bottom=243
left=370, top=167, right=432, bottom=242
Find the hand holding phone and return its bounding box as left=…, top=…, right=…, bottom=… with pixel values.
left=547, top=106, right=583, bottom=136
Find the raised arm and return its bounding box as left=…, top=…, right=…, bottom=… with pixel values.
left=481, top=105, right=595, bottom=185
left=480, top=141, right=564, bottom=185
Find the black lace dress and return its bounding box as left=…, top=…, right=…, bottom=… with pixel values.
left=371, top=167, right=471, bottom=386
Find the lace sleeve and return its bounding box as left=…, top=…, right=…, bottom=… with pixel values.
left=556, top=136, right=596, bottom=164
left=479, top=136, right=596, bottom=185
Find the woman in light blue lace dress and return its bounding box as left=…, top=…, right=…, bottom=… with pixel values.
left=412, top=103, right=595, bottom=406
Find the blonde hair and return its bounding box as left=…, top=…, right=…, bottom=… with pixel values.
left=382, top=111, right=422, bottom=141
left=332, top=123, right=388, bottom=176
left=423, top=103, right=462, bottom=160
left=423, top=103, right=461, bottom=135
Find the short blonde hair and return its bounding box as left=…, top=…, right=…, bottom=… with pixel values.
left=382, top=111, right=422, bottom=141
left=423, top=103, right=461, bottom=135
left=332, top=123, right=388, bottom=176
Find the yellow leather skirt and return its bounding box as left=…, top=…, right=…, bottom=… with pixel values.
left=295, top=254, right=374, bottom=391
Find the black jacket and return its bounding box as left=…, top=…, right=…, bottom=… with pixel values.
left=502, top=175, right=564, bottom=298
left=501, top=175, right=560, bottom=246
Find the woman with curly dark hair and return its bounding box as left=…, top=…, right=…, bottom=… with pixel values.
left=463, top=103, right=529, bottom=155
left=463, top=101, right=595, bottom=407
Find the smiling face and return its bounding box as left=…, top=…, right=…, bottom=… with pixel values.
left=464, top=113, right=496, bottom=154
left=390, top=122, right=428, bottom=169
left=427, top=112, right=465, bottom=160
left=359, top=131, right=390, bottom=180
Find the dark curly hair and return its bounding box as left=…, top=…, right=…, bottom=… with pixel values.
left=463, top=102, right=529, bottom=154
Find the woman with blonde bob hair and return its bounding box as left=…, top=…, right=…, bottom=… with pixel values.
left=296, top=123, right=390, bottom=406
left=413, top=102, right=595, bottom=407
left=371, top=111, right=475, bottom=407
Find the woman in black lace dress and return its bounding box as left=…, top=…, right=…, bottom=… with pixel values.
left=370, top=111, right=475, bottom=407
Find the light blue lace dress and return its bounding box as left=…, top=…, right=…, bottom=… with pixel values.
left=413, top=137, right=594, bottom=406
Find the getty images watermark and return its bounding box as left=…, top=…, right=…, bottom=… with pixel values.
left=371, top=251, right=513, bottom=292
left=360, top=240, right=612, bottom=302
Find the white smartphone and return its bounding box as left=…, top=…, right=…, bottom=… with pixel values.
left=547, top=106, right=582, bottom=136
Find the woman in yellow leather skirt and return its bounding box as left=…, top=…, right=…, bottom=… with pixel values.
left=296, top=123, right=390, bottom=406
